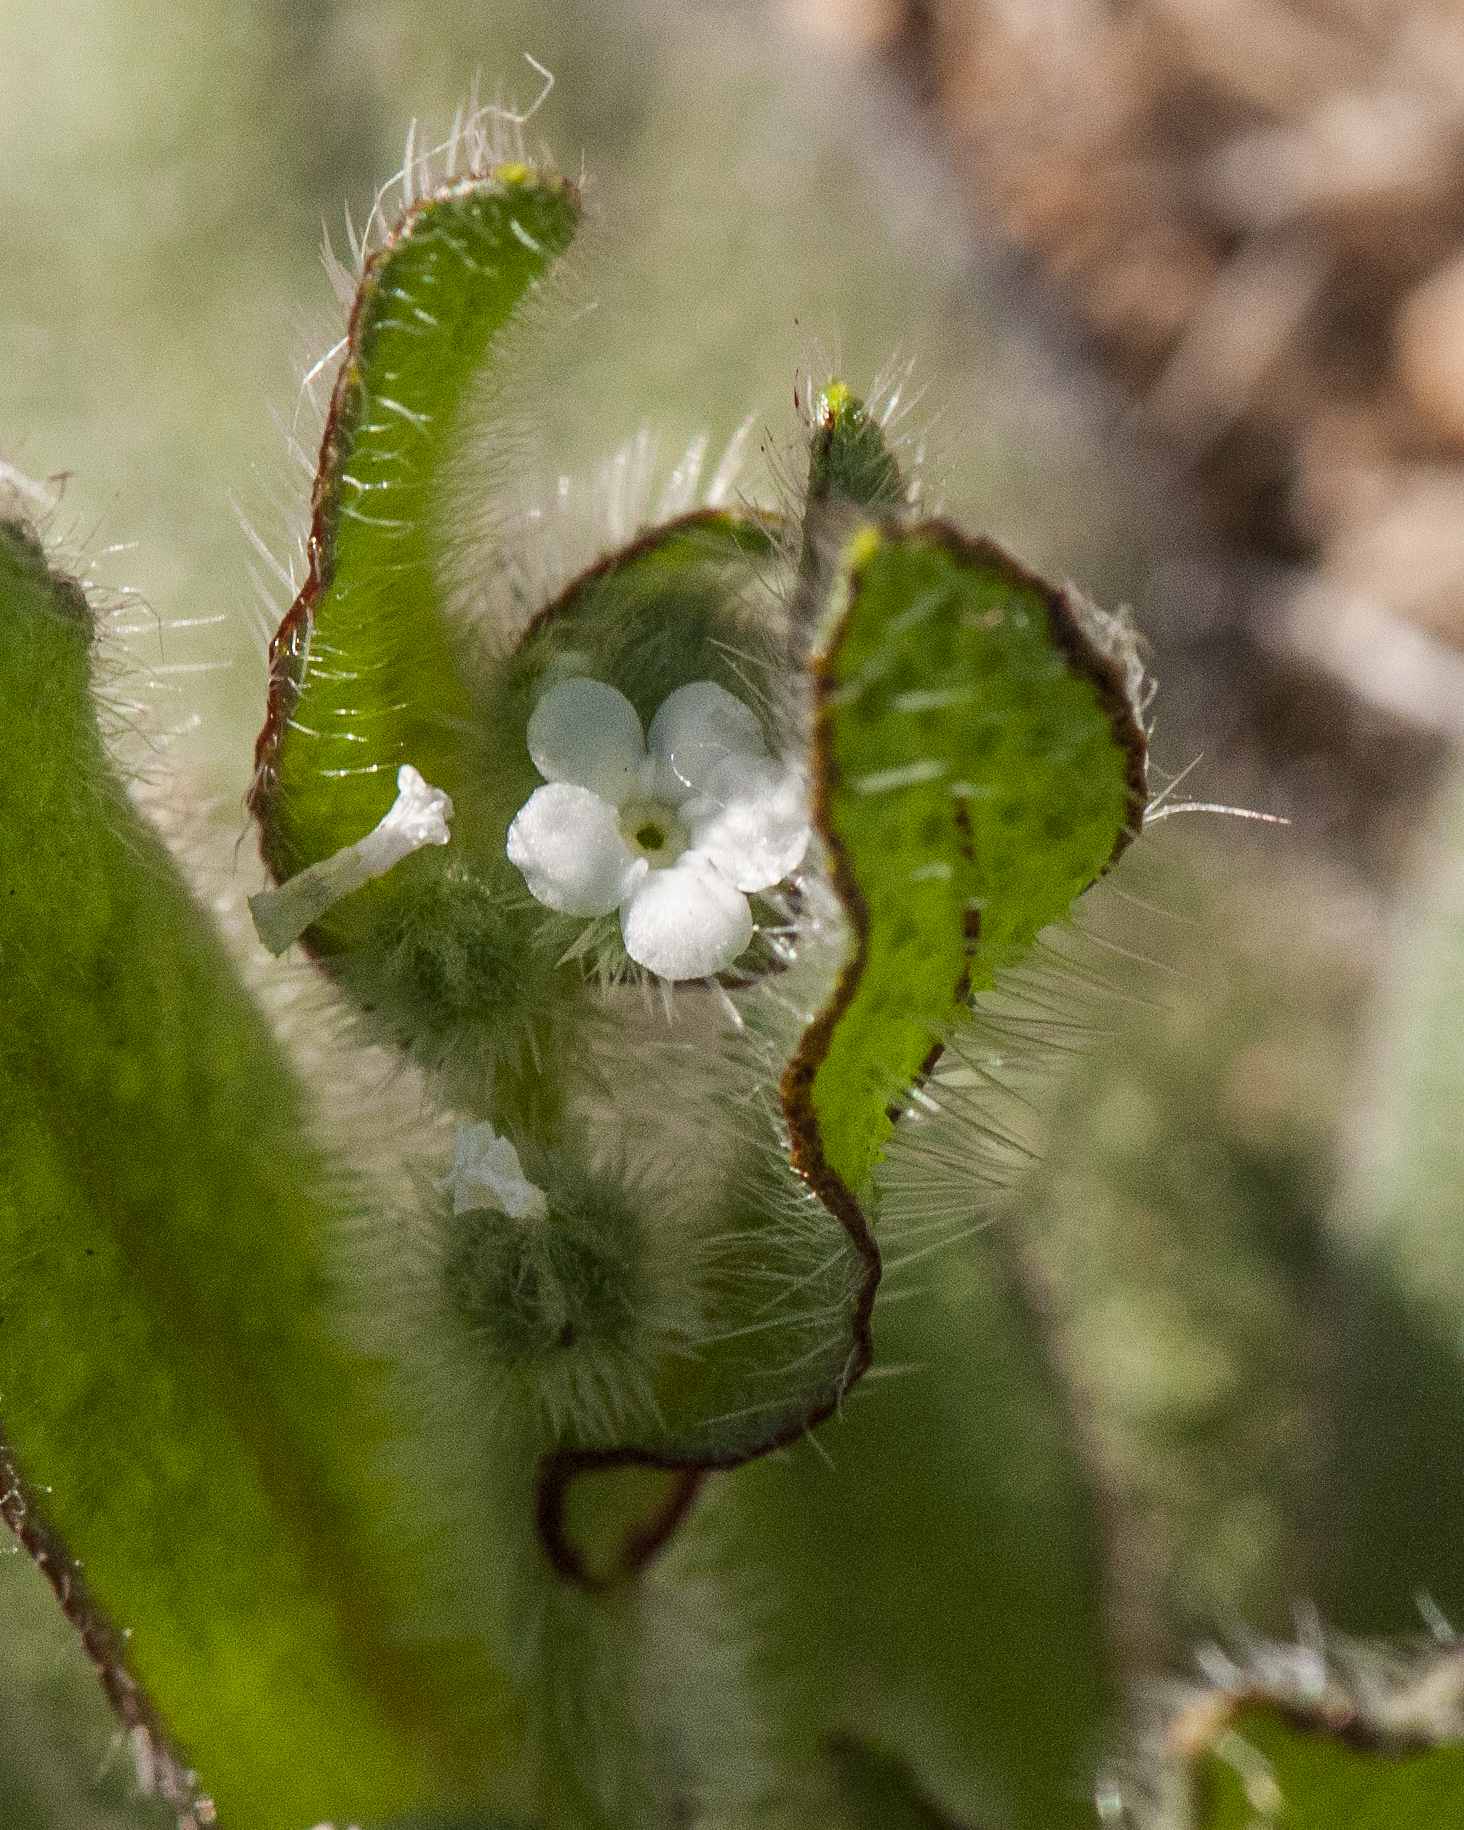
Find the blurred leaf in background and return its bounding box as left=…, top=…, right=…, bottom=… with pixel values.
left=1324, top=756, right=1464, bottom=1641
left=0, top=1543, right=174, bottom=1830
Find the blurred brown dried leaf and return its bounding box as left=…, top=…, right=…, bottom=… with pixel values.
left=809, top=0, right=1464, bottom=726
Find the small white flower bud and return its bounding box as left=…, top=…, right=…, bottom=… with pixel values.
left=442, top=1121, right=549, bottom=1222
left=249, top=764, right=454, bottom=955
left=353, top=765, right=453, bottom=876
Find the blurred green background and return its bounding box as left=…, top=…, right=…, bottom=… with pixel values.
left=4, top=1, right=1463, bottom=1825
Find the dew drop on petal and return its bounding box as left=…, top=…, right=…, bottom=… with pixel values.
left=620, top=854, right=753, bottom=980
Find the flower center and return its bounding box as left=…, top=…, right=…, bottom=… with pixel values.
left=618, top=799, right=690, bottom=868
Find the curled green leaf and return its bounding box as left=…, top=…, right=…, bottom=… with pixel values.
left=250, top=163, right=580, bottom=993
left=789, top=510, right=1148, bottom=1257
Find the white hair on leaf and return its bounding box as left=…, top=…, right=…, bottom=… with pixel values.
left=655, top=431, right=710, bottom=521
left=705, top=413, right=757, bottom=508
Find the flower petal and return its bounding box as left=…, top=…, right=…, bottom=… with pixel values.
left=685, top=755, right=810, bottom=892
left=620, top=855, right=754, bottom=980
left=507, top=782, right=641, bottom=916
left=646, top=679, right=766, bottom=795
left=527, top=678, right=646, bottom=803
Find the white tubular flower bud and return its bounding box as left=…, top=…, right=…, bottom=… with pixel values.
left=248, top=764, right=454, bottom=956
left=353, top=765, right=454, bottom=875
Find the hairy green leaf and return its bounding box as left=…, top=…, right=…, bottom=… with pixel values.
left=251, top=165, right=580, bottom=970
left=0, top=512, right=514, bottom=1830
left=798, top=516, right=1147, bottom=1203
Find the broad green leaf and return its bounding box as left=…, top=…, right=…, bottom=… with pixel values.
left=0, top=512, right=513, bottom=1829
left=1194, top=1698, right=1464, bottom=1829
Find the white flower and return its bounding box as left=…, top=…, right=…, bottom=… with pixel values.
left=249, top=763, right=454, bottom=956
left=506, top=678, right=809, bottom=981
left=443, top=1121, right=549, bottom=1222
